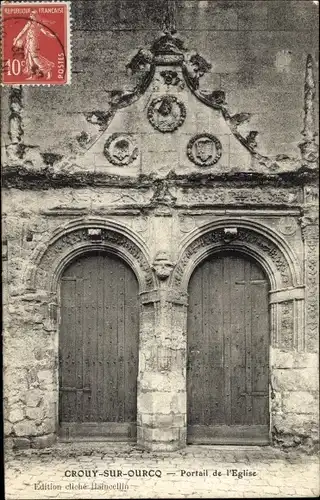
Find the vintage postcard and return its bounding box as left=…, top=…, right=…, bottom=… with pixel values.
left=2, top=0, right=319, bottom=499
left=2, top=1, right=70, bottom=84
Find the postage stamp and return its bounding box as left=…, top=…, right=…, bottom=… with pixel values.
left=1, top=1, right=71, bottom=85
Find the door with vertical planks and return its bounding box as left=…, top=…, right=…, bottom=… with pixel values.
left=59, top=251, right=139, bottom=440
left=187, top=252, right=270, bottom=444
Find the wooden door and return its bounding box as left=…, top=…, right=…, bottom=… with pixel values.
left=59, top=251, right=139, bottom=441
left=187, top=252, right=270, bottom=444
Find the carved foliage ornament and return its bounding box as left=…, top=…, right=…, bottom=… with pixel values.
left=147, top=95, right=186, bottom=133
left=34, top=228, right=154, bottom=290
left=187, top=134, right=222, bottom=167
left=300, top=208, right=318, bottom=349
left=176, top=187, right=300, bottom=206
left=160, top=70, right=183, bottom=87
left=103, top=134, right=139, bottom=166
left=303, top=219, right=319, bottom=351
left=173, top=228, right=292, bottom=288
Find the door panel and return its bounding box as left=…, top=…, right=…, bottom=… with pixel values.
left=187, top=252, right=270, bottom=444
left=59, top=252, right=139, bottom=440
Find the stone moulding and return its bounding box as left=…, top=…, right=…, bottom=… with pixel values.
left=173, top=218, right=302, bottom=292
left=24, top=218, right=154, bottom=295
left=2, top=165, right=318, bottom=190
left=171, top=217, right=306, bottom=352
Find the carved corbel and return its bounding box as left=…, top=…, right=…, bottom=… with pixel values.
left=152, top=251, right=175, bottom=280
left=199, top=90, right=226, bottom=107
left=245, top=131, right=259, bottom=150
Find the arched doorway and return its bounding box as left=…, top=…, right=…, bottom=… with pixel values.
left=187, top=251, right=270, bottom=444
left=59, top=251, right=139, bottom=441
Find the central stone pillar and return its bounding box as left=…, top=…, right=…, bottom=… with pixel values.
left=137, top=288, right=188, bottom=451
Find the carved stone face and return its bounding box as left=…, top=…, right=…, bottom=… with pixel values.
left=153, top=252, right=174, bottom=280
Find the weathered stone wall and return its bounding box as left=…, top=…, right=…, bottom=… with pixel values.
left=3, top=183, right=319, bottom=452
left=2, top=0, right=319, bottom=453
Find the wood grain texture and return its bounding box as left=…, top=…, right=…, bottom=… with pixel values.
left=187, top=252, right=270, bottom=444
left=59, top=252, right=139, bottom=439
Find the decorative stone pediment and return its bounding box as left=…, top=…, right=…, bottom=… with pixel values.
left=3, top=12, right=318, bottom=186
left=48, top=27, right=313, bottom=182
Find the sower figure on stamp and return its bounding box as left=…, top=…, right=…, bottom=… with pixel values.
left=12, top=9, right=55, bottom=80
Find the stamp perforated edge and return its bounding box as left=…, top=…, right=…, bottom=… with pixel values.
left=1, top=0, right=72, bottom=86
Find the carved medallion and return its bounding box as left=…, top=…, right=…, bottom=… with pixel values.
left=179, top=216, right=196, bottom=233
left=103, top=134, right=139, bottom=166
left=278, top=216, right=296, bottom=236
left=187, top=134, right=222, bottom=167
left=147, top=95, right=186, bottom=133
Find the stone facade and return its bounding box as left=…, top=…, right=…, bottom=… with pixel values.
left=2, top=0, right=319, bottom=453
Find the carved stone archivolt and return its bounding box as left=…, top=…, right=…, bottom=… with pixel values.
left=187, top=134, right=222, bottom=167
left=147, top=95, right=186, bottom=133
left=103, top=133, right=139, bottom=166
left=172, top=225, right=297, bottom=291
left=26, top=221, right=154, bottom=294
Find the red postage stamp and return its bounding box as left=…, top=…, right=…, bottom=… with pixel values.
left=1, top=2, right=70, bottom=85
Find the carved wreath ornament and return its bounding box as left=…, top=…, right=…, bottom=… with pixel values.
left=103, top=133, right=139, bottom=166
left=187, top=133, right=222, bottom=167
left=147, top=95, right=186, bottom=133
